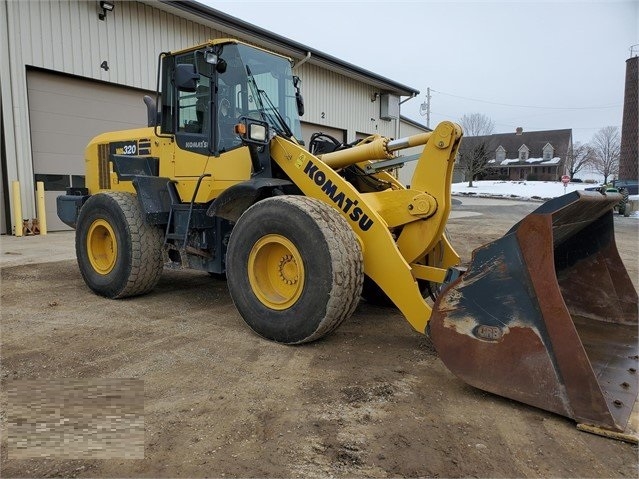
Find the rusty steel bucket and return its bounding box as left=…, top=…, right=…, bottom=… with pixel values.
left=430, top=190, right=638, bottom=439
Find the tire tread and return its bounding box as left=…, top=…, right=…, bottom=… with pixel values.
left=292, top=196, right=363, bottom=342
left=76, top=191, right=163, bottom=299
left=107, top=192, right=164, bottom=298
left=232, top=195, right=363, bottom=344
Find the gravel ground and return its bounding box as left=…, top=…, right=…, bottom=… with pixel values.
left=1, top=197, right=637, bottom=478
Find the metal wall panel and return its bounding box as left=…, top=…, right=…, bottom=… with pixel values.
left=1, top=0, right=223, bottom=223
left=295, top=62, right=397, bottom=142
left=27, top=70, right=151, bottom=231
left=8, top=1, right=220, bottom=92
left=0, top=0, right=408, bottom=231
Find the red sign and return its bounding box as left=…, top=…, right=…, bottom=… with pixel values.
left=561, top=175, right=570, bottom=185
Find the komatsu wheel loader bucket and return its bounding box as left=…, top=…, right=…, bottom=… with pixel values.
left=430, top=190, right=638, bottom=437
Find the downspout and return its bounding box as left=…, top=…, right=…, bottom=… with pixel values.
left=292, top=51, right=311, bottom=71
left=399, top=92, right=417, bottom=105
left=394, top=92, right=418, bottom=177
left=396, top=92, right=418, bottom=139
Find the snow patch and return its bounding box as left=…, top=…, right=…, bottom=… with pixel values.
left=451, top=181, right=639, bottom=220
left=540, top=157, right=561, bottom=165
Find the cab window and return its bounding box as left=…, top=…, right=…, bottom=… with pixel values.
left=175, top=53, right=211, bottom=135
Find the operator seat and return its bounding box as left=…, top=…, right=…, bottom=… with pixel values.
left=217, top=98, right=241, bottom=151
left=195, top=84, right=210, bottom=132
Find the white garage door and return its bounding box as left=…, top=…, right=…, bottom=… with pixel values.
left=27, top=70, right=151, bottom=230
left=300, top=122, right=345, bottom=152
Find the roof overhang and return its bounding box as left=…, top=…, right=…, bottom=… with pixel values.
left=153, top=0, right=420, bottom=98
left=400, top=115, right=431, bottom=132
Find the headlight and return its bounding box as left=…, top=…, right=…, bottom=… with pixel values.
left=249, top=124, right=267, bottom=142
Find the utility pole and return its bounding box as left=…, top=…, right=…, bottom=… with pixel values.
left=419, top=87, right=432, bottom=128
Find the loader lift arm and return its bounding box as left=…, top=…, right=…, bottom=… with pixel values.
left=270, top=121, right=463, bottom=333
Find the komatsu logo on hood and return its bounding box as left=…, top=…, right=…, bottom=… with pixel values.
left=303, top=161, right=374, bottom=232
left=186, top=140, right=208, bottom=148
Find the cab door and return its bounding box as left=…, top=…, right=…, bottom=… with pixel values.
left=169, top=50, right=252, bottom=202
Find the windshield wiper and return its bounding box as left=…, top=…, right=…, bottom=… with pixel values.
left=257, top=89, right=295, bottom=139
left=245, top=66, right=295, bottom=139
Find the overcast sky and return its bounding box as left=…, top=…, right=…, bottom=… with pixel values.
left=208, top=0, right=637, bottom=144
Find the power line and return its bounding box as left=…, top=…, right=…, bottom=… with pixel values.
left=427, top=110, right=619, bottom=134
left=430, top=89, right=621, bottom=110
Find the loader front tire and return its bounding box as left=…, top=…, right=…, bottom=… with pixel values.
left=226, top=196, right=364, bottom=344
left=76, top=192, right=164, bottom=299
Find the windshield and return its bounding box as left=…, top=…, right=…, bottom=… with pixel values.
left=217, top=43, right=303, bottom=143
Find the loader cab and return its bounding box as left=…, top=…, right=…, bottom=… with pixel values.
left=158, top=42, right=304, bottom=157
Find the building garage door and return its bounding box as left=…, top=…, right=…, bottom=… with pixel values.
left=300, top=122, right=345, bottom=152
left=27, top=70, right=151, bottom=231
left=1, top=128, right=6, bottom=234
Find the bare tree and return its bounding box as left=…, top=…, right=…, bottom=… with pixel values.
left=591, top=126, right=621, bottom=184
left=565, top=141, right=594, bottom=179
left=459, top=113, right=495, bottom=186
left=459, top=142, right=491, bottom=187
left=460, top=113, right=495, bottom=136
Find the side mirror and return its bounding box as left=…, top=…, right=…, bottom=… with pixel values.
left=293, top=76, right=304, bottom=117
left=295, top=91, right=305, bottom=117
left=175, top=64, right=199, bottom=92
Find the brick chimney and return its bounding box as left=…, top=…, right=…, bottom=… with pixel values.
left=619, top=54, right=638, bottom=181
left=516, top=127, right=523, bottom=135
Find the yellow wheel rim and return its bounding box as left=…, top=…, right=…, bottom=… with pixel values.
left=86, top=219, right=118, bottom=275
left=248, top=234, right=305, bottom=310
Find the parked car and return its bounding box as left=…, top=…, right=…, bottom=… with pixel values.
left=583, top=185, right=630, bottom=216
left=612, top=179, right=638, bottom=195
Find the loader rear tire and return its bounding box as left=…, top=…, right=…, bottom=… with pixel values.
left=226, top=196, right=364, bottom=344
left=76, top=192, right=164, bottom=299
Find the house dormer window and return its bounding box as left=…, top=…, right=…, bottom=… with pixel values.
left=543, top=143, right=554, bottom=160
left=496, top=146, right=506, bottom=162
left=518, top=144, right=529, bottom=161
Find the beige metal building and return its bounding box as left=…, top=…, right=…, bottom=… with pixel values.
left=1, top=0, right=426, bottom=232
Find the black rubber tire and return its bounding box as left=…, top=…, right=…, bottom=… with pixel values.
left=75, top=192, right=164, bottom=299
left=226, top=196, right=364, bottom=344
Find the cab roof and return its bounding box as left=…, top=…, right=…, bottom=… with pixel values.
left=156, top=0, right=420, bottom=98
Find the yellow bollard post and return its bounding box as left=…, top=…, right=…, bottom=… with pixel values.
left=12, top=180, right=23, bottom=237
left=36, top=181, right=48, bottom=235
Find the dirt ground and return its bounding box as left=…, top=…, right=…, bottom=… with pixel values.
left=1, top=197, right=638, bottom=478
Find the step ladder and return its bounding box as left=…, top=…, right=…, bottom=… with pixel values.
left=163, top=173, right=211, bottom=269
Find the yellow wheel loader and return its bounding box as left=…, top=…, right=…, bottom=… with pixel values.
left=57, top=39, right=638, bottom=441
